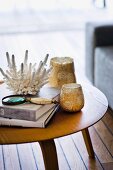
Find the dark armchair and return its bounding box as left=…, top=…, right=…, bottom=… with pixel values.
left=85, top=22, right=113, bottom=111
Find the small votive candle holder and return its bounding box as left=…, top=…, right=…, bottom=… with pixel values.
left=60, top=83, right=84, bottom=112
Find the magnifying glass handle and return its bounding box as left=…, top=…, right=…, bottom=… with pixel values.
left=26, top=97, right=58, bottom=105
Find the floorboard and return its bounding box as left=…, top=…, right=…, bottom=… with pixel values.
left=31, top=142, right=45, bottom=170
left=3, top=145, right=20, bottom=170
left=0, top=146, right=4, bottom=170
left=72, top=132, right=103, bottom=170
left=89, top=126, right=113, bottom=164
left=102, top=162, right=113, bottom=170
left=102, top=109, right=113, bottom=134
left=58, top=136, right=86, bottom=170
left=55, top=139, right=70, bottom=170
left=94, top=120, right=113, bottom=156
left=17, top=143, right=37, bottom=170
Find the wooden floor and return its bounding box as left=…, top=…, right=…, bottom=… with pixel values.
left=0, top=30, right=113, bottom=170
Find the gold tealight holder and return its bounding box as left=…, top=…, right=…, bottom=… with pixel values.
left=60, top=83, right=84, bottom=112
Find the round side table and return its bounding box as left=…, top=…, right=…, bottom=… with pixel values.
left=0, top=83, right=108, bottom=170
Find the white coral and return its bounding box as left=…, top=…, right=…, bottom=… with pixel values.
left=0, top=50, right=50, bottom=95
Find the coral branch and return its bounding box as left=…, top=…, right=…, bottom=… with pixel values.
left=1, top=51, right=50, bottom=95
left=6, top=52, right=11, bottom=67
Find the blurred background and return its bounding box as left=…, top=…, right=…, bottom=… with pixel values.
left=0, top=0, right=113, bottom=77
left=0, top=0, right=113, bottom=34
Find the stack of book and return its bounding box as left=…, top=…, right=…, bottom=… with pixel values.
left=0, top=87, right=60, bottom=128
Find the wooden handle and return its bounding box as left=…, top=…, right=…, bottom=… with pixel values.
left=26, top=97, right=58, bottom=105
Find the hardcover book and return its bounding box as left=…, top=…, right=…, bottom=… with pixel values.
left=0, top=85, right=60, bottom=121
left=0, top=104, right=60, bottom=128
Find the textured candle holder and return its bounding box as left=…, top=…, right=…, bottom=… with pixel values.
left=0, top=50, right=51, bottom=95
left=49, top=57, right=76, bottom=88
left=60, top=83, right=84, bottom=112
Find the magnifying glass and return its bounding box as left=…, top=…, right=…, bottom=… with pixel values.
left=2, top=95, right=58, bottom=105
left=2, top=95, right=26, bottom=105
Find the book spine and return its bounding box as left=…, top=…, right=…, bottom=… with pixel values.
left=35, top=95, right=59, bottom=120
left=0, top=117, right=43, bottom=128
left=44, top=104, right=60, bottom=127
left=0, top=107, right=35, bottom=121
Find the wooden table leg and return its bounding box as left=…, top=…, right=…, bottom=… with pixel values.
left=39, top=139, right=59, bottom=170
left=82, top=128, right=95, bottom=158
